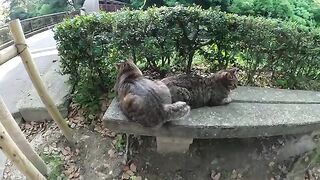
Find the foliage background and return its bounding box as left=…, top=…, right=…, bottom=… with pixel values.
left=3, top=0, right=320, bottom=27
left=54, top=6, right=320, bottom=113
left=128, top=0, right=320, bottom=27
left=1, top=0, right=85, bottom=22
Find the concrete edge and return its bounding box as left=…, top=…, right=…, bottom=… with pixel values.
left=103, top=118, right=320, bottom=139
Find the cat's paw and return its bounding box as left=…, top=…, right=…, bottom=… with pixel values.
left=174, top=101, right=189, bottom=109
left=175, top=101, right=187, bottom=106
left=175, top=101, right=190, bottom=118
left=164, top=101, right=190, bottom=121
left=222, top=97, right=232, bottom=104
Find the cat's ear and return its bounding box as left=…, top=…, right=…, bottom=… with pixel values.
left=115, top=63, right=121, bottom=69
left=229, top=67, right=239, bottom=74
left=225, top=72, right=233, bottom=79
left=127, top=59, right=134, bottom=63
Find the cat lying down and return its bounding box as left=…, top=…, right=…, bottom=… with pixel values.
left=114, top=59, right=238, bottom=127
left=161, top=68, right=239, bottom=109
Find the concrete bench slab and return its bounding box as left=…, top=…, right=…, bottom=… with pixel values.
left=17, top=60, right=71, bottom=122
left=233, top=86, right=320, bottom=104
left=103, top=86, right=320, bottom=153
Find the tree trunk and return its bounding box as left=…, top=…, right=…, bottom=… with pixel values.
left=186, top=50, right=195, bottom=74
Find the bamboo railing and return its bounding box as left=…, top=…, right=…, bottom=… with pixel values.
left=0, top=18, right=77, bottom=178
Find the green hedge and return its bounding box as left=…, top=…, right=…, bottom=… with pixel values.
left=54, top=6, right=320, bottom=113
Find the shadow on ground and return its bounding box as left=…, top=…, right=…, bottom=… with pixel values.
left=131, top=134, right=315, bottom=180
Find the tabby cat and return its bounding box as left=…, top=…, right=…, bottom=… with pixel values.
left=161, top=68, right=238, bottom=109
left=114, top=59, right=190, bottom=128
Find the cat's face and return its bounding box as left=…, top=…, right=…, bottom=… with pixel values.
left=116, top=59, right=143, bottom=76
left=215, top=67, right=239, bottom=90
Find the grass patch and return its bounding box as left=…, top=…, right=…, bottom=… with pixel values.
left=113, top=134, right=127, bottom=152
left=41, top=153, right=63, bottom=179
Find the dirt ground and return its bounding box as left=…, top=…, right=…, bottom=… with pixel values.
left=3, top=101, right=320, bottom=180
left=129, top=134, right=318, bottom=180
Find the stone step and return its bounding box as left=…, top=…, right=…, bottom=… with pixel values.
left=17, top=60, right=71, bottom=122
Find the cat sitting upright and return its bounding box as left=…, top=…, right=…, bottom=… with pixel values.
left=114, top=59, right=190, bottom=128
left=161, top=68, right=239, bottom=109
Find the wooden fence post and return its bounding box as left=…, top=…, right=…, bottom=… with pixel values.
left=8, top=19, right=75, bottom=145
left=0, top=97, right=47, bottom=175
left=0, top=111, right=46, bottom=179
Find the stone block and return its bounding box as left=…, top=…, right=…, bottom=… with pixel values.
left=17, top=61, right=71, bottom=122
left=156, top=136, right=193, bottom=153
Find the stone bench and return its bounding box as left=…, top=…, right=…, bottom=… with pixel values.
left=103, top=86, right=320, bottom=153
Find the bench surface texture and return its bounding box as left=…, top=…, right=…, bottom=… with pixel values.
left=103, top=86, right=320, bottom=138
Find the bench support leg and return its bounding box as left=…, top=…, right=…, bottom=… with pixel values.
left=156, top=136, right=193, bottom=153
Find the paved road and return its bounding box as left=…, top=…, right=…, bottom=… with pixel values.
left=27, top=30, right=57, bottom=50
left=0, top=29, right=58, bottom=179
left=0, top=30, right=57, bottom=80
left=0, top=29, right=58, bottom=117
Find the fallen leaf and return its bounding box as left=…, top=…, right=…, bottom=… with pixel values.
left=121, top=173, right=130, bottom=180
left=123, top=165, right=130, bottom=172
left=25, top=124, right=32, bottom=129
left=269, top=161, right=275, bottom=167
left=126, top=170, right=134, bottom=176
left=64, top=155, right=71, bottom=161
left=68, top=173, right=74, bottom=179
left=88, top=114, right=95, bottom=120
left=71, top=123, right=76, bottom=128
left=108, top=149, right=116, bottom=158
left=130, top=163, right=137, bottom=172
left=108, top=131, right=116, bottom=138
left=74, top=172, right=80, bottom=178
left=211, top=172, right=221, bottom=180
left=231, top=169, right=237, bottom=179
left=52, top=142, right=57, bottom=147
left=65, top=168, right=73, bottom=175
left=136, top=176, right=142, bottom=180
left=62, top=149, right=69, bottom=156
left=112, top=140, right=117, bottom=145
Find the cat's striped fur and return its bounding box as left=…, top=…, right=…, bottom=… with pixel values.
left=115, top=59, right=190, bottom=128
left=161, top=68, right=238, bottom=109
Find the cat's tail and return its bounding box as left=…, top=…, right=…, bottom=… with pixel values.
left=163, top=101, right=190, bottom=121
